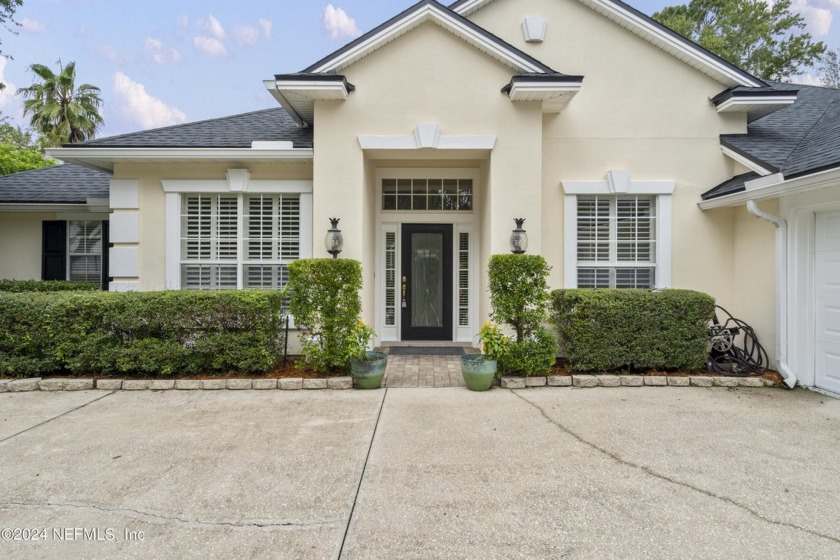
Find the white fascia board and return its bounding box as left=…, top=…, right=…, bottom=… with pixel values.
left=263, top=80, right=306, bottom=126
left=453, top=0, right=764, bottom=87
left=698, top=167, right=840, bottom=209
left=311, top=4, right=544, bottom=74
left=720, top=145, right=775, bottom=176
left=47, top=147, right=314, bottom=162
left=0, top=203, right=107, bottom=212
left=579, top=0, right=763, bottom=88
left=715, top=96, right=797, bottom=113
left=507, top=81, right=582, bottom=101
left=273, top=81, right=350, bottom=100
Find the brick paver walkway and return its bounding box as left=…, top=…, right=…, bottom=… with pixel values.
left=383, top=355, right=466, bottom=388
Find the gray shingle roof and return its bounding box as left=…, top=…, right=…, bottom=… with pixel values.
left=69, top=107, right=312, bottom=149
left=704, top=83, right=840, bottom=200
left=0, top=163, right=110, bottom=204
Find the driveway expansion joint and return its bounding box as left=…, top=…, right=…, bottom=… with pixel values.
left=512, top=390, right=840, bottom=546
left=0, top=501, right=340, bottom=530
left=0, top=391, right=116, bottom=446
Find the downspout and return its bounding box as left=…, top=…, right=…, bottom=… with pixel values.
left=746, top=200, right=797, bottom=388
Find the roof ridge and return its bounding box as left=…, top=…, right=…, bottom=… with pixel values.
left=778, top=98, right=840, bottom=172
left=73, top=107, right=291, bottom=147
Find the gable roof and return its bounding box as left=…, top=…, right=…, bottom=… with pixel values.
left=68, top=107, right=312, bottom=149
left=0, top=164, right=110, bottom=204
left=303, top=0, right=558, bottom=75
left=703, top=83, right=840, bottom=200
left=449, top=0, right=765, bottom=88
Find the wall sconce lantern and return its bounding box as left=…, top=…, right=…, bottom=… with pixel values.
left=325, top=218, right=343, bottom=258
left=510, top=218, right=528, bottom=254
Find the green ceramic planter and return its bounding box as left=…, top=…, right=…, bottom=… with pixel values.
left=350, top=351, right=388, bottom=389
left=460, top=354, right=497, bottom=391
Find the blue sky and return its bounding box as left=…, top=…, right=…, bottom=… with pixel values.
left=0, top=0, right=838, bottom=139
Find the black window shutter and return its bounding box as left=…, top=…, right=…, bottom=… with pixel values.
left=101, top=220, right=110, bottom=290
left=42, top=221, right=67, bottom=281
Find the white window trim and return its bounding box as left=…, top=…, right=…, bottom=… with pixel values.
left=164, top=174, right=312, bottom=290
left=562, top=171, right=674, bottom=289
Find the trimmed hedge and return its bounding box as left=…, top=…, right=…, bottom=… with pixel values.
left=0, top=290, right=284, bottom=377
left=287, top=258, right=363, bottom=373
left=0, top=279, right=99, bottom=292
left=550, top=289, right=715, bottom=372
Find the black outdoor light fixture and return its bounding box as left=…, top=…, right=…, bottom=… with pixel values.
left=325, top=218, right=343, bottom=258
left=510, top=218, right=528, bottom=254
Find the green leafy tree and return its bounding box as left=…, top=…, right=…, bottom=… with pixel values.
left=653, top=0, right=825, bottom=82
left=0, top=120, right=55, bottom=175
left=818, top=49, right=840, bottom=89
left=18, top=61, right=103, bottom=145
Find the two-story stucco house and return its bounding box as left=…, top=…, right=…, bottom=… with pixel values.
left=1, top=0, right=839, bottom=392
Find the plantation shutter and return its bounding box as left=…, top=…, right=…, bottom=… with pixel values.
left=42, top=220, right=67, bottom=281
left=68, top=221, right=103, bottom=283
left=181, top=195, right=238, bottom=290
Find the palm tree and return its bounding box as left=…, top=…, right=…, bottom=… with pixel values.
left=18, top=61, right=103, bottom=145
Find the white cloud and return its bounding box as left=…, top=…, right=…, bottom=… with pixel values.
left=322, top=4, right=361, bottom=41
left=113, top=72, right=187, bottom=130
left=202, top=14, right=225, bottom=39
left=93, top=44, right=132, bottom=64
left=232, top=24, right=259, bottom=45
left=145, top=38, right=182, bottom=64
left=0, top=56, right=17, bottom=111
left=259, top=18, right=273, bottom=40
left=790, top=0, right=839, bottom=36
left=193, top=35, right=228, bottom=58
left=794, top=72, right=824, bottom=85
left=19, top=18, right=46, bottom=33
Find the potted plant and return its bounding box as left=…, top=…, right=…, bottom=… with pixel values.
left=461, top=322, right=507, bottom=391
left=348, top=319, right=387, bottom=389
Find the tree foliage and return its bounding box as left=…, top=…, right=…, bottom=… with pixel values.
left=0, top=120, right=55, bottom=175
left=818, top=49, right=840, bottom=89
left=653, top=0, right=825, bottom=82
left=18, top=60, right=103, bottom=145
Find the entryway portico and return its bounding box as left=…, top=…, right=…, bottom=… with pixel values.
left=374, top=166, right=481, bottom=345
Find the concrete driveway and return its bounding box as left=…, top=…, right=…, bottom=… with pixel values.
left=0, top=386, right=838, bottom=559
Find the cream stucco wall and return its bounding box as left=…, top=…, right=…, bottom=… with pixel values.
left=0, top=212, right=52, bottom=280
left=313, top=22, right=545, bottom=325
left=469, top=0, right=755, bottom=321
left=113, top=162, right=313, bottom=291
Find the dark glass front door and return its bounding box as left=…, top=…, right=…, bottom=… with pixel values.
left=401, top=224, right=453, bottom=341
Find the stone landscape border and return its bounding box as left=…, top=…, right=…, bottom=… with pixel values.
left=501, top=375, right=778, bottom=388
left=0, top=374, right=780, bottom=392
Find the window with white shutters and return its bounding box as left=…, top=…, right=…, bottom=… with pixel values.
left=576, top=195, right=656, bottom=288
left=68, top=221, right=102, bottom=283
left=180, top=194, right=300, bottom=290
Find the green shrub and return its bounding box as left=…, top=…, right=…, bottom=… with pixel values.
left=487, top=254, right=557, bottom=376
left=0, top=290, right=284, bottom=377
left=551, top=289, right=715, bottom=372
left=0, top=279, right=99, bottom=292
left=488, top=254, right=551, bottom=342
left=287, top=258, right=363, bottom=373
left=497, top=326, right=557, bottom=377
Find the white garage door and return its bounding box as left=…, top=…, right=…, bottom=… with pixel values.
left=815, top=212, right=840, bottom=393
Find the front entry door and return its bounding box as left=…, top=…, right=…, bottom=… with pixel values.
left=401, top=224, right=453, bottom=341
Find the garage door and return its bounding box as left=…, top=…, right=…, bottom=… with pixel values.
left=815, top=212, right=840, bottom=393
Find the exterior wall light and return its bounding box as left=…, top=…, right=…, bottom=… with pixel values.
left=510, top=218, right=528, bottom=254
left=325, top=218, right=343, bottom=258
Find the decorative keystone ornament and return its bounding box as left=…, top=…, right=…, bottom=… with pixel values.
left=510, top=218, right=528, bottom=254
left=325, top=218, right=343, bottom=258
